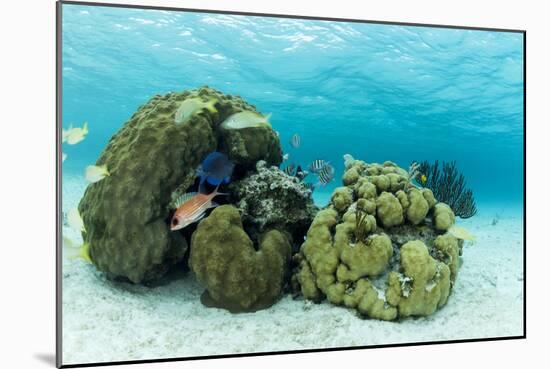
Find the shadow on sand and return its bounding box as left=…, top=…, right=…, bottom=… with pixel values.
left=34, top=353, right=56, bottom=366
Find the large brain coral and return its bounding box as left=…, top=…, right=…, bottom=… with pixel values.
left=78, top=86, right=282, bottom=283
left=189, top=205, right=292, bottom=312
left=293, top=158, right=463, bottom=320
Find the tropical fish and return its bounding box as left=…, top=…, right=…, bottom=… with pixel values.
left=283, top=164, right=296, bottom=176
left=309, top=159, right=330, bottom=173
left=67, top=208, right=86, bottom=233
left=343, top=154, right=355, bottom=169
left=175, top=97, right=218, bottom=124
left=315, top=164, right=335, bottom=187
left=290, top=133, right=301, bottom=148
left=448, top=225, right=476, bottom=242
left=63, top=236, right=92, bottom=263
left=295, top=165, right=309, bottom=181
left=170, top=187, right=226, bottom=231
left=85, top=165, right=110, bottom=183
left=220, top=111, right=271, bottom=130
left=419, top=174, right=427, bottom=184
left=197, top=152, right=234, bottom=189
left=62, top=153, right=67, bottom=162
left=283, top=153, right=289, bottom=161
left=63, top=122, right=89, bottom=145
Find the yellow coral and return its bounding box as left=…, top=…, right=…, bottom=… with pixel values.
left=376, top=192, right=404, bottom=227
left=387, top=241, right=451, bottom=317
left=433, top=203, right=455, bottom=231
left=295, top=159, right=462, bottom=321
left=406, top=188, right=429, bottom=225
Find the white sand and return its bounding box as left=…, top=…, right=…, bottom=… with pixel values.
left=61, top=175, right=524, bottom=366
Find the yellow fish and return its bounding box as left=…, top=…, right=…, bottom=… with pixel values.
left=175, top=97, right=218, bottom=124
left=448, top=225, right=476, bottom=242
left=221, top=111, right=272, bottom=130
left=420, top=174, right=427, bottom=184
left=63, top=122, right=89, bottom=145
left=85, top=164, right=110, bottom=183
left=63, top=236, right=92, bottom=263
left=67, top=208, right=86, bottom=233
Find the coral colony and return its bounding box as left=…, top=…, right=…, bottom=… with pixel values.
left=69, top=86, right=476, bottom=319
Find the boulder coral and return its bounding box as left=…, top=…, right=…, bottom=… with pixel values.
left=293, top=158, right=464, bottom=320
left=78, top=86, right=282, bottom=283
left=189, top=205, right=292, bottom=312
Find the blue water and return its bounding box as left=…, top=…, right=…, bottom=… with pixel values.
left=61, top=4, right=524, bottom=208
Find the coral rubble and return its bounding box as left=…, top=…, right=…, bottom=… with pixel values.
left=229, top=160, right=317, bottom=247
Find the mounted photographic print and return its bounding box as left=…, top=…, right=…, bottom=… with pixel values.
left=57, top=1, right=525, bottom=367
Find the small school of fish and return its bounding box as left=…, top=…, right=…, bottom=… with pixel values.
left=281, top=133, right=335, bottom=188
left=175, top=97, right=218, bottom=124
left=61, top=120, right=111, bottom=186
left=221, top=110, right=272, bottom=130
left=61, top=121, right=89, bottom=162
left=309, top=159, right=331, bottom=174
left=61, top=121, right=93, bottom=264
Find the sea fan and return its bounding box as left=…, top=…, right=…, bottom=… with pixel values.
left=418, top=160, right=477, bottom=218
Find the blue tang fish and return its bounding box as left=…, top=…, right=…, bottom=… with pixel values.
left=197, top=152, right=234, bottom=188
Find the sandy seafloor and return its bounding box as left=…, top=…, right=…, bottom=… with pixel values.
left=61, top=174, right=524, bottom=366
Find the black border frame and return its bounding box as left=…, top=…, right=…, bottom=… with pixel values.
left=55, top=1, right=527, bottom=367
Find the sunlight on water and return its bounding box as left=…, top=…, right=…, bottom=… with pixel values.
left=62, top=5, right=523, bottom=205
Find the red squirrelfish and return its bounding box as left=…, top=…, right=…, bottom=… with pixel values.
left=170, top=187, right=225, bottom=231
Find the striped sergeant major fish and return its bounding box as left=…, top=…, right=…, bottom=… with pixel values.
left=315, top=164, right=335, bottom=187
left=283, top=163, right=296, bottom=176
left=309, top=159, right=330, bottom=173
left=290, top=133, right=301, bottom=148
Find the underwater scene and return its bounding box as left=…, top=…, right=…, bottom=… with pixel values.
left=59, top=3, right=524, bottom=366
